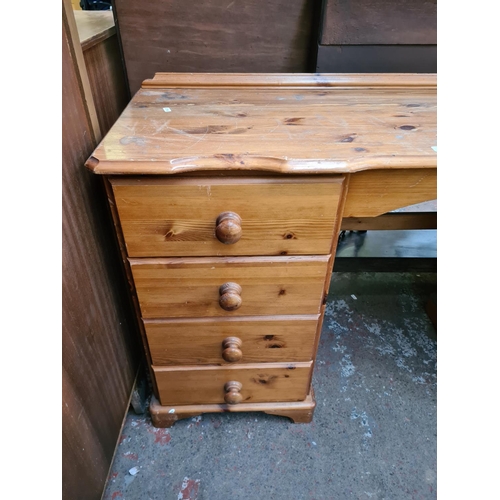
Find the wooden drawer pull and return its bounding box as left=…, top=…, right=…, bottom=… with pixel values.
left=219, top=282, right=242, bottom=311
left=221, top=337, right=243, bottom=362
left=215, top=211, right=242, bottom=244
left=224, top=381, right=243, bottom=404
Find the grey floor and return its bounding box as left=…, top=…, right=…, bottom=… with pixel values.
left=103, top=272, right=437, bottom=500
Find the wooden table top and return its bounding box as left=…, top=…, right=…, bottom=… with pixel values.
left=87, top=73, right=437, bottom=175
left=74, top=10, right=115, bottom=51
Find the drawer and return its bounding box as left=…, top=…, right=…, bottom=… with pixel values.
left=130, top=255, right=329, bottom=318
left=153, top=362, right=313, bottom=405
left=111, top=176, right=344, bottom=257
left=144, top=316, right=319, bottom=365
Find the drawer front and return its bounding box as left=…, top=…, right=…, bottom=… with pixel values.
left=111, top=176, right=343, bottom=257
left=130, top=255, right=329, bottom=318
left=145, top=316, right=318, bottom=365
left=153, top=362, right=312, bottom=406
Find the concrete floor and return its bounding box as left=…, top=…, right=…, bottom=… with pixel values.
left=103, top=272, right=437, bottom=500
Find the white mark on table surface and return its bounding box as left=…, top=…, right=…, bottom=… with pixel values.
left=163, top=107, right=172, bottom=112
left=182, top=126, right=209, bottom=152
left=261, top=118, right=282, bottom=140
left=120, top=136, right=146, bottom=146
left=409, top=175, right=427, bottom=188
left=431, top=145, right=437, bottom=152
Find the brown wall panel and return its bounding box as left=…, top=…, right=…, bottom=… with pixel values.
left=320, top=0, right=437, bottom=45
left=113, top=0, right=318, bottom=94
left=62, top=11, right=139, bottom=500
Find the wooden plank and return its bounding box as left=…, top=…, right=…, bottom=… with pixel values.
left=85, top=74, right=437, bottom=175
left=83, top=35, right=129, bottom=135
left=144, top=316, right=319, bottom=365
left=153, top=362, right=313, bottom=406
left=103, top=178, right=159, bottom=397
left=112, top=0, right=317, bottom=94
left=129, top=255, right=329, bottom=318
left=320, top=0, right=437, bottom=46
left=333, top=257, right=437, bottom=273
left=143, top=72, right=437, bottom=88
left=344, top=169, right=437, bottom=217
left=62, top=5, right=139, bottom=499
left=149, top=392, right=316, bottom=427
left=63, top=0, right=101, bottom=142
left=74, top=10, right=116, bottom=50
left=306, top=173, right=349, bottom=391
left=341, top=212, right=437, bottom=231
left=111, top=176, right=343, bottom=257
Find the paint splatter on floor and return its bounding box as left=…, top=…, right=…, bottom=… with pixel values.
left=177, top=477, right=200, bottom=500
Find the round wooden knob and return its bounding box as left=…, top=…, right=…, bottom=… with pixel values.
left=222, top=337, right=243, bottom=362
left=219, top=282, right=242, bottom=311
left=224, top=381, right=243, bottom=404
left=215, top=212, right=242, bottom=244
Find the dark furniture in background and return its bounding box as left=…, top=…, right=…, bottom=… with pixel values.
left=316, top=0, right=437, bottom=72
left=111, top=0, right=437, bottom=97
left=112, top=0, right=322, bottom=94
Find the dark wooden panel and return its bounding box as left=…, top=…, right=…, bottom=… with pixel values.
left=341, top=212, right=437, bottom=231
left=83, top=34, right=129, bottom=134
left=62, top=13, right=139, bottom=500
left=316, top=44, right=437, bottom=73
left=320, top=0, right=437, bottom=45
left=333, top=257, right=437, bottom=273
left=113, top=0, right=318, bottom=94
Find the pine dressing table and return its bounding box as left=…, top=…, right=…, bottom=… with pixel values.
left=85, top=73, right=437, bottom=427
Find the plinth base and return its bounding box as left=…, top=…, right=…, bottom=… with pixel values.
left=149, top=389, right=316, bottom=428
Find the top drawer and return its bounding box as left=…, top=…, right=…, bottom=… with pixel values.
left=110, top=176, right=344, bottom=257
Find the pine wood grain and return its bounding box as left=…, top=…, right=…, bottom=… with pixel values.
left=142, top=72, right=436, bottom=88
left=344, top=168, right=437, bottom=217
left=130, top=256, right=329, bottom=318
left=86, top=73, right=436, bottom=175
left=111, top=176, right=343, bottom=257
left=149, top=392, right=316, bottom=427
left=144, top=316, right=319, bottom=365
left=153, top=362, right=313, bottom=405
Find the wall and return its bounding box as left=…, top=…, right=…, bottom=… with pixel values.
left=62, top=5, right=139, bottom=499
